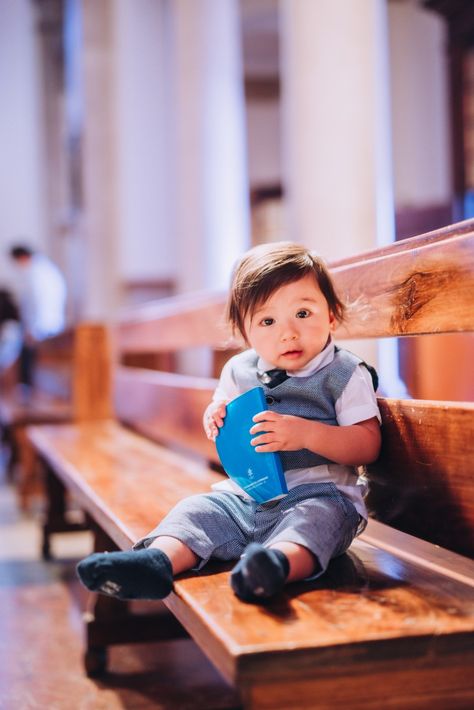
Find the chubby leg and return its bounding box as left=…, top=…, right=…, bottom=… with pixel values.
left=230, top=541, right=318, bottom=602
left=76, top=490, right=250, bottom=601
left=76, top=535, right=198, bottom=601
left=230, top=483, right=360, bottom=603
left=271, top=540, right=320, bottom=581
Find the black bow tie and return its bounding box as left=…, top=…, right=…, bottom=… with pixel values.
left=257, top=368, right=289, bottom=389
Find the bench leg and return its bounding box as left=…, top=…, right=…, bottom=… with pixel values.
left=83, top=525, right=189, bottom=677
left=41, top=460, right=88, bottom=559
left=1, top=424, right=18, bottom=483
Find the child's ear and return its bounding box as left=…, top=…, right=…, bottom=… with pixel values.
left=329, top=311, right=337, bottom=331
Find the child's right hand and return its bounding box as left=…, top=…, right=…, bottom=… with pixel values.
left=203, top=400, right=228, bottom=441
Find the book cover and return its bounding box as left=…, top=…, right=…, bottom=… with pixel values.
left=216, top=386, right=288, bottom=503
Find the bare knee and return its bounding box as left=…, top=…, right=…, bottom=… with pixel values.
left=268, top=541, right=320, bottom=581
left=149, top=535, right=199, bottom=575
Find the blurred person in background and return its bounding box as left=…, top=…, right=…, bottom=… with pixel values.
left=9, top=244, right=67, bottom=396
left=0, top=288, right=22, bottom=375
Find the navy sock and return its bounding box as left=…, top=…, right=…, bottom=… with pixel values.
left=230, top=543, right=290, bottom=602
left=76, top=548, right=173, bottom=600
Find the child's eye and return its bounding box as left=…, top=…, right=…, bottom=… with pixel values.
left=260, top=317, right=274, bottom=326
left=296, top=309, right=310, bottom=318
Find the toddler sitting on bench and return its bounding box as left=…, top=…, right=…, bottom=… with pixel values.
left=77, top=242, right=381, bottom=603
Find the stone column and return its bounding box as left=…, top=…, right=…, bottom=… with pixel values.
left=279, top=0, right=405, bottom=393
left=34, top=0, right=68, bottom=271
left=113, top=0, right=175, bottom=301
left=170, top=0, right=250, bottom=293
left=63, top=0, right=120, bottom=320
left=0, top=0, right=46, bottom=285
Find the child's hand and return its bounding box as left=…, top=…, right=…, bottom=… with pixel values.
left=249, top=411, right=309, bottom=452
left=203, top=400, right=228, bottom=441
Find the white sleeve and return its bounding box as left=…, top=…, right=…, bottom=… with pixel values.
left=212, top=358, right=241, bottom=402
left=335, top=364, right=381, bottom=426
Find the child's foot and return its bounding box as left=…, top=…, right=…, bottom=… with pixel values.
left=76, top=548, right=173, bottom=600
left=230, top=543, right=289, bottom=602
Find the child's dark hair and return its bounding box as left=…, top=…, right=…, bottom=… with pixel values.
left=226, top=242, right=346, bottom=340
left=0, top=289, right=19, bottom=323
left=10, top=245, right=33, bottom=260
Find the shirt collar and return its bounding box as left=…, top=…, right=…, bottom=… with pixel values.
left=257, top=338, right=335, bottom=379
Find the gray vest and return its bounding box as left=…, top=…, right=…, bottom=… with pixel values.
left=229, top=347, right=365, bottom=470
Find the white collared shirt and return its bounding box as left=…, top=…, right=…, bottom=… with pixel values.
left=211, top=340, right=381, bottom=522
left=14, top=255, right=66, bottom=341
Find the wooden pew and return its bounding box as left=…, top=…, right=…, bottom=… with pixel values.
left=0, top=323, right=110, bottom=511
left=28, top=221, right=474, bottom=708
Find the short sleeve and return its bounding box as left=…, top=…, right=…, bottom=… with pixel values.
left=335, top=364, right=381, bottom=426
left=212, top=357, right=241, bottom=402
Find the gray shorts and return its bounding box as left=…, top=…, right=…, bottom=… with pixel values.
left=134, top=482, right=360, bottom=579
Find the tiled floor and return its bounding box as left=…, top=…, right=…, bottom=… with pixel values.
left=0, top=461, right=240, bottom=710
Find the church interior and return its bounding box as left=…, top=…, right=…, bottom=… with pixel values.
left=0, top=1, right=473, bottom=708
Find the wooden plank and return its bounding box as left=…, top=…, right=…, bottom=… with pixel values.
left=117, top=291, right=241, bottom=353
left=113, top=366, right=218, bottom=461
left=169, top=535, right=474, bottom=680
left=27, top=421, right=474, bottom=705
left=361, top=519, right=474, bottom=589
left=37, top=328, right=74, bottom=359
left=0, top=393, right=70, bottom=427
left=28, top=422, right=474, bottom=641
left=28, top=421, right=222, bottom=550
left=332, top=231, right=474, bottom=339
left=367, top=398, right=474, bottom=557
left=238, top=655, right=474, bottom=709
left=72, top=323, right=113, bottom=421
left=114, top=227, right=474, bottom=357
left=329, top=217, right=474, bottom=268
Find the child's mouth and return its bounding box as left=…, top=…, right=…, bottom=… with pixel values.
left=282, top=350, right=303, bottom=358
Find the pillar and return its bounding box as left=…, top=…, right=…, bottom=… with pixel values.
left=63, top=0, right=120, bottom=320
left=170, top=0, right=251, bottom=293
left=279, top=0, right=405, bottom=394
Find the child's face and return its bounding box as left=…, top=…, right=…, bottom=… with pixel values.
left=243, top=274, right=336, bottom=371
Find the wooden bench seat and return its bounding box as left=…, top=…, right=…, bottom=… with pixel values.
left=28, top=219, right=474, bottom=708
left=29, top=419, right=474, bottom=708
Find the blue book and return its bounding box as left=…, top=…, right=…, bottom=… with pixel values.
left=216, top=386, right=288, bottom=503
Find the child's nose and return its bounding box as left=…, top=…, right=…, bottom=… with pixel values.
left=281, top=324, right=298, bottom=341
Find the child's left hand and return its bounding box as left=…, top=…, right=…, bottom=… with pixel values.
left=249, top=411, right=309, bottom=452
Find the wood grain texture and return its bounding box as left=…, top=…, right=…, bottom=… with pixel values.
left=239, top=659, right=474, bottom=709
left=117, top=290, right=241, bottom=353
left=329, top=216, right=474, bottom=268
left=113, top=224, right=474, bottom=355
left=361, top=519, right=474, bottom=588
left=113, top=367, right=217, bottom=461
left=332, top=231, right=474, bottom=339
left=72, top=323, right=113, bottom=421
left=28, top=421, right=223, bottom=551
left=25, top=420, right=474, bottom=707
left=367, top=398, right=474, bottom=556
